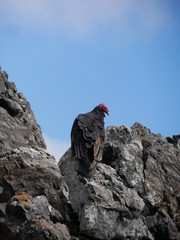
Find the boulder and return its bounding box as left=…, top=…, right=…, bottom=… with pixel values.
left=59, top=123, right=180, bottom=240
left=0, top=147, right=71, bottom=239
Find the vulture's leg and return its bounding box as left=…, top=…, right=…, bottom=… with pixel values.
left=78, top=157, right=91, bottom=176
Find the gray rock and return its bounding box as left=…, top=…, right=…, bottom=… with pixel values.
left=18, top=220, right=71, bottom=240
left=103, top=123, right=180, bottom=239
left=59, top=150, right=152, bottom=240
left=0, top=68, right=46, bottom=151
left=0, top=67, right=71, bottom=239
left=0, top=146, right=71, bottom=239
left=1, top=67, right=180, bottom=239
left=6, top=194, right=70, bottom=239
left=59, top=123, right=180, bottom=240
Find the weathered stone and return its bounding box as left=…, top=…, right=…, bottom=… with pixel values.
left=0, top=67, right=180, bottom=239
left=17, top=219, right=71, bottom=240
left=0, top=146, right=71, bottom=239
left=0, top=67, right=71, bottom=239
left=0, top=68, right=46, bottom=151
left=59, top=123, right=180, bottom=239
left=59, top=150, right=152, bottom=239
left=4, top=194, right=71, bottom=240
left=167, top=134, right=180, bottom=149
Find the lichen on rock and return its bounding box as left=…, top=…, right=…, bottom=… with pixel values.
left=0, top=67, right=180, bottom=239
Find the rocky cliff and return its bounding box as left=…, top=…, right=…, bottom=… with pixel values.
left=0, top=67, right=180, bottom=240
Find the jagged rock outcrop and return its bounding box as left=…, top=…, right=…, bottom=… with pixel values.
left=0, top=67, right=46, bottom=151
left=0, top=68, right=71, bottom=239
left=0, top=147, right=71, bottom=240
left=0, top=67, right=180, bottom=239
left=59, top=124, right=180, bottom=240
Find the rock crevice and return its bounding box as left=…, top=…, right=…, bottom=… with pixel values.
left=0, top=67, right=180, bottom=239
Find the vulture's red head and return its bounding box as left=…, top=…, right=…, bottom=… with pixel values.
left=98, top=103, right=110, bottom=115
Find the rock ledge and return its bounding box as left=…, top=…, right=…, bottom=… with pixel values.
left=0, top=67, right=180, bottom=239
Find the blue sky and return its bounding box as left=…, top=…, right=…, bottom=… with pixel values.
left=0, top=0, right=180, bottom=160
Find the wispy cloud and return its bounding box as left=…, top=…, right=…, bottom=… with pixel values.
left=0, top=0, right=172, bottom=37
left=44, top=135, right=70, bottom=163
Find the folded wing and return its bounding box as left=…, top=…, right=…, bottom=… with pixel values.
left=71, top=112, right=105, bottom=167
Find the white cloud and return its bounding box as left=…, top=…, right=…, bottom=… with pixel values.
left=0, top=0, right=171, bottom=37
left=44, top=135, right=70, bottom=163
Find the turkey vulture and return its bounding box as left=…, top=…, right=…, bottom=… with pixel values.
left=71, top=103, right=109, bottom=174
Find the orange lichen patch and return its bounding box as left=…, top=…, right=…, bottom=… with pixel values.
left=20, top=200, right=28, bottom=205
left=41, top=220, right=50, bottom=229
left=39, top=218, right=57, bottom=237
left=49, top=225, right=57, bottom=237
left=13, top=193, right=32, bottom=205
left=32, top=217, right=58, bottom=237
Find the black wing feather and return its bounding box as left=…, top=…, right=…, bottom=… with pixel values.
left=71, top=109, right=105, bottom=169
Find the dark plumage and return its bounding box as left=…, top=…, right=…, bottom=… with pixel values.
left=71, top=104, right=109, bottom=174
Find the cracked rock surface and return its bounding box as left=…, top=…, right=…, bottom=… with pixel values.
left=0, top=67, right=180, bottom=239
left=59, top=124, right=180, bottom=240
left=0, top=67, right=46, bottom=151
left=0, top=68, right=71, bottom=239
